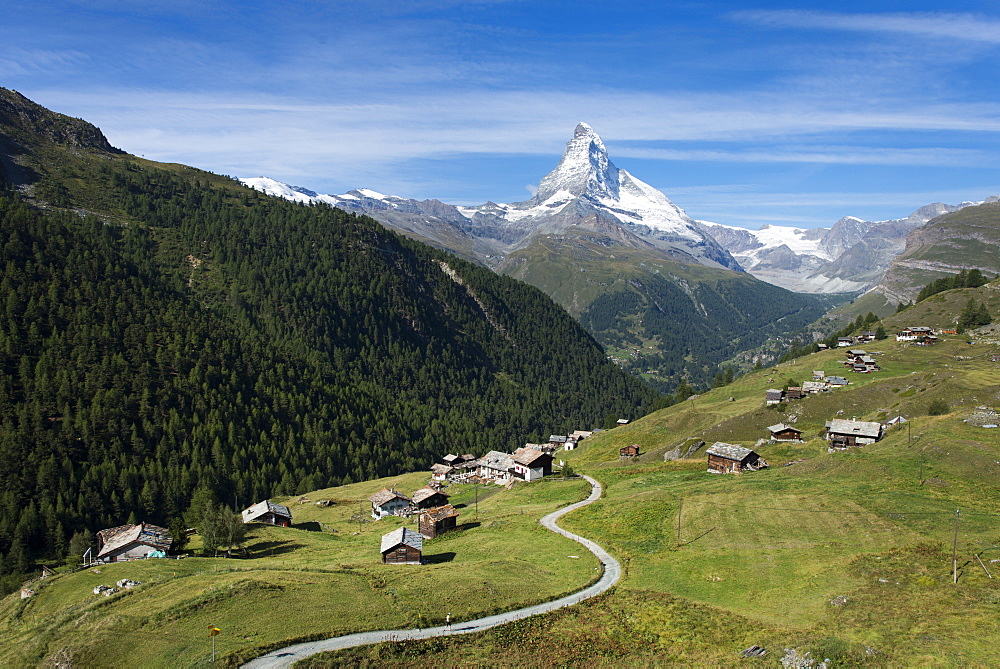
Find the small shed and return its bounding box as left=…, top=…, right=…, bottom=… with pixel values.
left=616, top=418, right=630, bottom=426
left=419, top=505, right=459, bottom=539
left=826, top=376, right=849, bottom=387
left=768, top=423, right=803, bottom=442
left=802, top=381, right=827, bottom=394
left=369, top=489, right=412, bottom=519
left=765, top=388, right=784, bottom=405
left=242, top=500, right=292, bottom=526
left=619, top=444, right=640, bottom=458
left=96, top=523, right=172, bottom=562
left=785, top=386, right=805, bottom=400
left=548, top=435, right=568, bottom=447
left=380, top=527, right=423, bottom=564
left=706, top=443, right=767, bottom=474
left=412, top=486, right=450, bottom=510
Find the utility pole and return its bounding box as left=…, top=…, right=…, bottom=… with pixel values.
left=676, top=497, right=683, bottom=544
left=359, top=499, right=364, bottom=532
left=474, top=482, right=479, bottom=519
left=953, top=509, right=961, bottom=584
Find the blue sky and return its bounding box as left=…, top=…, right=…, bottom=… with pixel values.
left=4, top=1, right=1000, bottom=229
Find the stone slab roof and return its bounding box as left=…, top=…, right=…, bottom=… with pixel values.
left=706, top=442, right=755, bottom=461
left=97, top=522, right=171, bottom=559
left=242, top=500, right=292, bottom=523
left=369, top=488, right=411, bottom=506
left=380, top=527, right=423, bottom=554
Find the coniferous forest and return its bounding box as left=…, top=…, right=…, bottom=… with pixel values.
left=0, top=89, right=662, bottom=589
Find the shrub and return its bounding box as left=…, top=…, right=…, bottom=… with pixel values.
left=927, top=399, right=950, bottom=416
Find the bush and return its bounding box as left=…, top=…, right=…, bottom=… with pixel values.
left=927, top=399, right=950, bottom=416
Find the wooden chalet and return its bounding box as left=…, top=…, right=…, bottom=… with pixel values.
left=768, top=423, right=803, bottom=442
left=801, top=381, right=827, bottom=394
left=568, top=430, right=593, bottom=441
left=826, top=376, right=849, bottom=387
left=430, top=463, right=454, bottom=482
left=619, top=444, right=640, bottom=458
left=96, top=522, right=172, bottom=562
left=548, top=435, right=568, bottom=448
left=836, top=337, right=852, bottom=347
left=510, top=447, right=553, bottom=481
left=412, top=486, right=450, bottom=510
left=765, top=388, right=784, bottom=405
left=812, top=371, right=825, bottom=380
left=241, top=500, right=292, bottom=527
left=826, top=418, right=883, bottom=449
left=380, top=527, right=423, bottom=564
left=897, top=326, right=934, bottom=341
left=369, top=489, right=412, bottom=519
left=473, top=451, right=516, bottom=484
left=706, top=443, right=767, bottom=474
left=914, top=334, right=939, bottom=346
left=785, top=386, right=805, bottom=400
left=845, top=349, right=868, bottom=361
left=856, top=331, right=876, bottom=343
left=817, top=343, right=829, bottom=350
left=616, top=418, right=630, bottom=426
left=419, top=505, right=459, bottom=539
left=442, top=453, right=476, bottom=467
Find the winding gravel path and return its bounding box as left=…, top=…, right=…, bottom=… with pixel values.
left=242, top=474, right=620, bottom=668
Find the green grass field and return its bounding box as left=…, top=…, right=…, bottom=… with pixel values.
left=0, top=475, right=594, bottom=667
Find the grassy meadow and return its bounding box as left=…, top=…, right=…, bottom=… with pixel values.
left=0, top=475, right=594, bottom=667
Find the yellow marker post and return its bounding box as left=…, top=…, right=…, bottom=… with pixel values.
left=208, top=626, right=221, bottom=662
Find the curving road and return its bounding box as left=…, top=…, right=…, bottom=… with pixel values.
left=242, top=474, right=620, bottom=668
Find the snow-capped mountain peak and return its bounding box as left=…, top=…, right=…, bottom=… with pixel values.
left=240, top=123, right=742, bottom=271
left=535, top=122, right=619, bottom=203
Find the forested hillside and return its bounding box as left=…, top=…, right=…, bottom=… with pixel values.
left=0, top=89, right=661, bottom=587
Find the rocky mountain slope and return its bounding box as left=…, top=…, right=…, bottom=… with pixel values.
left=698, top=199, right=998, bottom=294
left=872, top=199, right=1000, bottom=303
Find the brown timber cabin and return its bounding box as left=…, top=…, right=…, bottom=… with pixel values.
left=380, top=527, right=423, bottom=564
left=619, top=444, right=640, bottom=458
left=706, top=442, right=767, bottom=474
left=419, top=505, right=459, bottom=538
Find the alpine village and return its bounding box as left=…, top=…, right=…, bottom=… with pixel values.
left=4, top=85, right=1000, bottom=669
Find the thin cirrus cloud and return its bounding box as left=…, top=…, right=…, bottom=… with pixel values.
left=733, top=10, right=1000, bottom=43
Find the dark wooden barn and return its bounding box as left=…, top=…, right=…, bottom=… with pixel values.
left=419, top=505, right=459, bottom=539
left=380, top=527, right=423, bottom=564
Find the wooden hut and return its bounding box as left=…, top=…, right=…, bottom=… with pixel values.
left=411, top=486, right=450, bottom=510
left=706, top=443, right=767, bottom=474
left=96, top=523, right=172, bottom=562
left=241, top=500, right=292, bottom=526
left=419, top=505, right=459, bottom=539
left=767, top=423, right=803, bottom=442
left=619, top=444, right=640, bottom=458
left=826, top=419, right=883, bottom=449
left=380, top=527, right=423, bottom=564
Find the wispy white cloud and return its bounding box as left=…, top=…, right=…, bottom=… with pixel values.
left=0, top=48, right=88, bottom=77
left=616, top=146, right=988, bottom=167
left=733, top=10, right=1000, bottom=44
